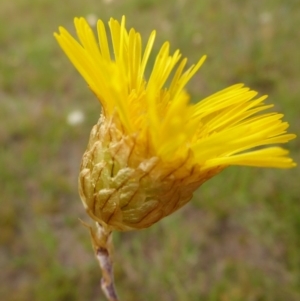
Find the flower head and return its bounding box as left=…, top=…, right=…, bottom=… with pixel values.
left=54, top=16, right=296, bottom=231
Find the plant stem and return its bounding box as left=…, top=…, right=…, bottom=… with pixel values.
left=91, top=223, right=119, bottom=301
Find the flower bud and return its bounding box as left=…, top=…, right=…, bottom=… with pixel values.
left=79, top=114, right=222, bottom=230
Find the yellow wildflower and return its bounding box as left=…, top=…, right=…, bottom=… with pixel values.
left=54, top=16, right=296, bottom=231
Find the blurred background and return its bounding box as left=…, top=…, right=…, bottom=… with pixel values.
left=1, top=0, right=299, bottom=300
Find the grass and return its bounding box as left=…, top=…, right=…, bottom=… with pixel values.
left=1, top=0, right=299, bottom=300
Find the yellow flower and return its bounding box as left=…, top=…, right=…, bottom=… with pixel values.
left=54, top=16, right=296, bottom=231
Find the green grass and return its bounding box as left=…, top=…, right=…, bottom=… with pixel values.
left=1, top=0, right=299, bottom=300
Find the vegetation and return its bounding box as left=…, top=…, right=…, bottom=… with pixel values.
left=1, top=0, right=299, bottom=300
